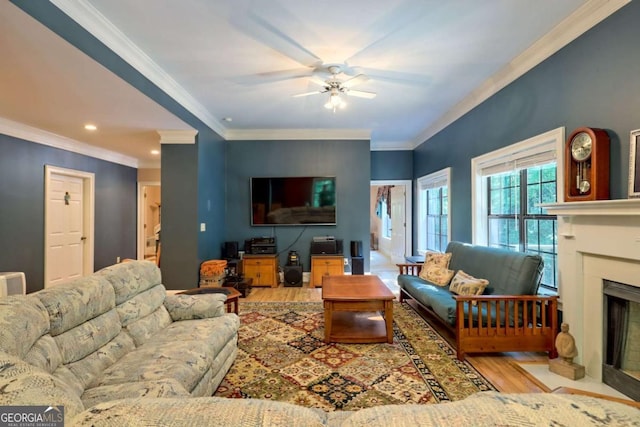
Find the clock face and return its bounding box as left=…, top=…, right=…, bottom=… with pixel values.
left=570, top=132, right=593, bottom=161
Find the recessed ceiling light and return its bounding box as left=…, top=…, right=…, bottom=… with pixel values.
left=84, top=124, right=97, bottom=131
left=150, top=149, right=160, bottom=155
left=223, top=117, right=232, bottom=122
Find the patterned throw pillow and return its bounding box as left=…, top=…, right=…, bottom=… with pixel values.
left=418, top=252, right=452, bottom=281
left=421, top=264, right=456, bottom=286
left=449, top=270, right=489, bottom=302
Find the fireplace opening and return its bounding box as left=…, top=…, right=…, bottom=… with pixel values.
left=603, top=280, right=640, bottom=401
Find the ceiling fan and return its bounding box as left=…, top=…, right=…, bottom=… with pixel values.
left=292, top=65, right=376, bottom=112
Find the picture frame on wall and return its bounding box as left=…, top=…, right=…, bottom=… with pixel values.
left=629, top=129, right=640, bottom=198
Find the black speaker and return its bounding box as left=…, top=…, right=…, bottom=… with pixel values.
left=350, top=240, right=363, bottom=257
left=351, top=256, right=364, bottom=275
left=283, top=265, right=303, bottom=287
left=222, top=241, right=239, bottom=259
left=311, top=240, right=337, bottom=254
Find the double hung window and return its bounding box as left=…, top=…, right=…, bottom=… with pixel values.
left=417, top=168, right=450, bottom=254
left=472, top=129, right=564, bottom=291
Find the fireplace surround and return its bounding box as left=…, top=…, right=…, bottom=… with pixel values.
left=542, top=199, right=640, bottom=400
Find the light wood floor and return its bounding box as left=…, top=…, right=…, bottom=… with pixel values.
left=244, top=284, right=549, bottom=394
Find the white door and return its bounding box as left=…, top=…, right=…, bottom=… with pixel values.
left=390, top=186, right=406, bottom=264
left=46, top=173, right=84, bottom=286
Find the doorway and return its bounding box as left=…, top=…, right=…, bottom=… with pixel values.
left=370, top=180, right=412, bottom=264
left=137, top=182, right=161, bottom=261
left=370, top=180, right=411, bottom=296
left=44, top=165, right=95, bottom=287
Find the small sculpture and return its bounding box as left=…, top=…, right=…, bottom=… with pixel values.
left=555, top=323, right=578, bottom=363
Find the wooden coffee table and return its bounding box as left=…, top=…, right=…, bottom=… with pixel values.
left=322, top=275, right=395, bottom=344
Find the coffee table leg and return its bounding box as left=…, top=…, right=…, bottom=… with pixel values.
left=385, top=300, right=393, bottom=343
left=324, top=301, right=332, bottom=343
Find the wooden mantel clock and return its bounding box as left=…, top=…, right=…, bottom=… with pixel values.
left=564, top=127, right=610, bottom=202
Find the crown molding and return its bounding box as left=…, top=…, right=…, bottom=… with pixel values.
left=371, top=141, right=415, bottom=151
left=225, top=128, right=371, bottom=141
left=157, top=129, right=198, bottom=144
left=50, top=0, right=226, bottom=138
left=411, top=0, right=631, bottom=148
left=0, top=117, right=138, bottom=168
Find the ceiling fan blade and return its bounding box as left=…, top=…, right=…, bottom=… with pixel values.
left=231, top=2, right=322, bottom=68
left=309, top=76, right=328, bottom=87
left=345, top=90, right=377, bottom=99
left=233, top=67, right=314, bottom=85
left=341, top=74, right=370, bottom=89
left=292, top=90, right=323, bottom=98
left=351, top=67, right=431, bottom=86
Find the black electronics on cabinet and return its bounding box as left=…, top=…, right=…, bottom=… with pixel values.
left=351, top=257, right=364, bottom=275
left=311, top=240, right=336, bottom=255
left=310, top=238, right=343, bottom=255
left=283, top=265, right=303, bottom=287
left=222, top=241, right=239, bottom=259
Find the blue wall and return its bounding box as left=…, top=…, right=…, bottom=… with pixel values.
left=371, top=150, right=413, bottom=180
left=12, top=0, right=228, bottom=289
left=0, top=133, right=136, bottom=293
left=225, top=140, right=371, bottom=272
left=197, top=129, right=227, bottom=262
left=413, top=1, right=640, bottom=247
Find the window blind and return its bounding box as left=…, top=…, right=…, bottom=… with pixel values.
left=479, top=149, right=556, bottom=177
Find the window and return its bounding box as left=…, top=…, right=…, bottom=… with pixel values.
left=417, top=168, right=451, bottom=254
left=472, top=128, right=564, bottom=291
left=380, top=199, right=392, bottom=238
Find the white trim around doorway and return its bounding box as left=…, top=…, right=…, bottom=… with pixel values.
left=44, top=165, right=95, bottom=287
left=370, top=179, right=413, bottom=259
left=137, top=181, right=161, bottom=260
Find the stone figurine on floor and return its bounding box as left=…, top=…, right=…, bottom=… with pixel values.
left=549, top=323, right=585, bottom=380
left=556, top=323, right=578, bottom=363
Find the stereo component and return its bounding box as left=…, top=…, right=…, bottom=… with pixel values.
left=351, top=257, right=364, bottom=275
left=283, top=265, right=303, bottom=287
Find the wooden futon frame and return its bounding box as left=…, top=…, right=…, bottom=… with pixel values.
left=397, top=263, right=559, bottom=361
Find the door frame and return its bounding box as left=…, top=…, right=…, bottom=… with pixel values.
left=137, top=181, right=161, bottom=260
left=44, top=165, right=95, bottom=287
left=370, top=179, right=412, bottom=258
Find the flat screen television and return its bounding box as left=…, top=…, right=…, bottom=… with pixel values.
left=250, top=176, right=336, bottom=226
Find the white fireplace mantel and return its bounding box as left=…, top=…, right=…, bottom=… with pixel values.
left=539, top=199, right=640, bottom=382
left=541, top=199, right=640, bottom=216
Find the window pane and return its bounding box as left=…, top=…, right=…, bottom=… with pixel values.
left=442, top=188, right=448, bottom=215
left=488, top=218, right=518, bottom=250
left=487, top=163, right=557, bottom=290
left=426, top=187, right=448, bottom=252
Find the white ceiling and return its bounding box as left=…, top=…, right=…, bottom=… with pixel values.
left=0, top=0, right=628, bottom=167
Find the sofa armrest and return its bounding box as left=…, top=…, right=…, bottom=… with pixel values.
left=163, top=294, right=227, bottom=321
left=453, top=294, right=559, bottom=360
left=397, top=263, right=423, bottom=276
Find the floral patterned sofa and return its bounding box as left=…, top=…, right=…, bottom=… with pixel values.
left=1, top=260, right=638, bottom=425
left=0, top=260, right=239, bottom=413
left=1, top=346, right=638, bottom=427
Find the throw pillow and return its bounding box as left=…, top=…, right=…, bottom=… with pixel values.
left=449, top=270, right=489, bottom=303
left=421, top=264, right=455, bottom=286
left=418, top=251, right=452, bottom=281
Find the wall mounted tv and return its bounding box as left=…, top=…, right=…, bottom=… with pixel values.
left=250, top=177, right=336, bottom=226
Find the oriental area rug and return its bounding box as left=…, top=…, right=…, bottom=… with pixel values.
left=214, top=301, right=496, bottom=411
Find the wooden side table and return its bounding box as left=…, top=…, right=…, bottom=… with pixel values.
left=178, top=287, right=241, bottom=314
